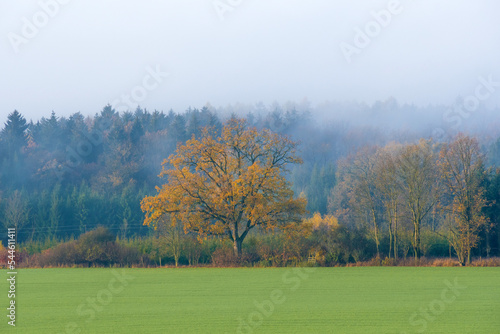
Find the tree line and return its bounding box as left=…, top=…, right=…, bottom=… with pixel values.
left=0, top=103, right=499, bottom=266
left=0, top=104, right=332, bottom=244
left=329, top=136, right=500, bottom=265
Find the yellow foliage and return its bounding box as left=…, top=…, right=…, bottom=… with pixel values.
left=303, top=212, right=338, bottom=229
left=141, top=118, right=307, bottom=254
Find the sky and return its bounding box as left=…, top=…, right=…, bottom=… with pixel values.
left=1, top=0, right=499, bottom=126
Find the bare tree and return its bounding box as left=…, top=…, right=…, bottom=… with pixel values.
left=3, top=190, right=29, bottom=232
left=439, top=134, right=488, bottom=265
left=332, top=147, right=383, bottom=257
left=156, top=215, right=184, bottom=267
left=375, top=144, right=403, bottom=259
left=396, top=140, right=440, bottom=261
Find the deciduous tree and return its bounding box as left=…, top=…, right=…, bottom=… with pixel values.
left=333, top=147, right=383, bottom=257
left=439, top=134, right=488, bottom=265
left=141, top=119, right=306, bottom=257
left=375, top=144, right=402, bottom=259
left=396, top=140, right=439, bottom=261
left=3, top=190, right=29, bottom=231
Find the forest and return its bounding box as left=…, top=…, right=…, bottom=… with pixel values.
left=1, top=101, right=499, bottom=267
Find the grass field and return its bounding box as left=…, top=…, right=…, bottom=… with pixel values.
left=1, top=267, right=499, bottom=333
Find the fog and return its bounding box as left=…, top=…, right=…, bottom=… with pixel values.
left=2, top=1, right=500, bottom=268
left=1, top=0, right=500, bottom=126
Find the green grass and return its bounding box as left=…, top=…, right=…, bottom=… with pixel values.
left=1, top=267, right=499, bottom=333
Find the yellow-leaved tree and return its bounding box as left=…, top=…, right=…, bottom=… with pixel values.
left=141, top=118, right=307, bottom=257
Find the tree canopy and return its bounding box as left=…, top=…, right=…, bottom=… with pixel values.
left=141, top=118, right=307, bottom=256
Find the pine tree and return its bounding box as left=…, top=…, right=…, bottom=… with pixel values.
left=1, top=110, right=28, bottom=158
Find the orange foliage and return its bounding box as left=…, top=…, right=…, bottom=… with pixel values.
left=141, top=118, right=306, bottom=255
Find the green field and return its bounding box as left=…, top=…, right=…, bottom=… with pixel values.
left=1, top=267, right=499, bottom=333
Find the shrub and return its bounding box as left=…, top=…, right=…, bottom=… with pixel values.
left=0, top=246, right=7, bottom=268
left=430, top=258, right=460, bottom=267
left=32, top=227, right=142, bottom=267
left=257, top=233, right=285, bottom=266
left=470, top=257, right=500, bottom=267
left=76, top=227, right=117, bottom=266
left=211, top=246, right=256, bottom=267
left=421, top=231, right=450, bottom=257
left=381, top=257, right=397, bottom=266
left=309, top=224, right=375, bottom=266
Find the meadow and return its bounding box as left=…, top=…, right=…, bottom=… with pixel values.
left=1, top=267, right=499, bottom=333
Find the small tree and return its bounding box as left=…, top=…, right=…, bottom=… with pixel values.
left=155, top=215, right=183, bottom=267
left=3, top=190, right=29, bottom=231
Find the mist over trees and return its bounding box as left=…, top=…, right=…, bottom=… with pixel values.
left=0, top=100, right=499, bottom=264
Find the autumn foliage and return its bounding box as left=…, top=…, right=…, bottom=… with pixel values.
left=141, top=118, right=307, bottom=256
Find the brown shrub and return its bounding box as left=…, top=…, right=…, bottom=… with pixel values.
left=470, top=257, right=500, bottom=267
left=429, top=258, right=460, bottom=267
left=0, top=245, right=29, bottom=268
left=0, top=247, right=7, bottom=268
left=381, top=257, right=397, bottom=266
left=211, top=247, right=256, bottom=267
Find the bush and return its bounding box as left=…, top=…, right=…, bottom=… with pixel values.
left=309, top=224, right=375, bottom=266
left=429, top=258, right=460, bottom=267
left=470, top=257, right=500, bottom=267
left=0, top=246, right=7, bottom=268
left=257, top=234, right=284, bottom=266
left=381, top=257, right=396, bottom=266
left=32, top=227, right=142, bottom=267
left=421, top=231, right=450, bottom=257
left=211, top=246, right=256, bottom=267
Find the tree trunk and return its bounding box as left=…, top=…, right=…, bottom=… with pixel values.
left=414, top=221, right=420, bottom=261
left=486, top=227, right=490, bottom=258
left=498, top=222, right=500, bottom=257
left=233, top=238, right=243, bottom=257
left=467, top=229, right=471, bottom=265
left=388, top=221, right=393, bottom=259
left=371, top=209, right=380, bottom=258
left=394, top=210, right=398, bottom=260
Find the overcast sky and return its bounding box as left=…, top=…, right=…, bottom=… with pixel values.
left=1, top=0, right=499, bottom=125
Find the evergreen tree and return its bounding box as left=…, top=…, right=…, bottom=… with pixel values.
left=170, top=114, right=187, bottom=142
left=130, top=117, right=145, bottom=144
left=1, top=110, right=28, bottom=158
